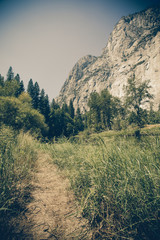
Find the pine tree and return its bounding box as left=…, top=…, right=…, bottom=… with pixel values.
left=88, top=92, right=101, bottom=129
left=48, top=108, right=55, bottom=138
left=14, top=73, right=25, bottom=97
left=62, top=103, right=69, bottom=114
left=38, top=89, right=50, bottom=123
left=49, top=108, right=64, bottom=138
left=15, top=80, right=25, bottom=97
left=6, top=66, right=14, bottom=81
left=39, top=89, right=45, bottom=114
left=27, top=79, right=40, bottom=109
left=33, top=82, right=40, bottom=109
left=0, top=74, right=4, bottom=96
left=27, top=79, right=34, bottom=98
left=54, top=108, right=64, bottom=137
left=0, top=74, right=4, bottom=87
left=68, top=99, right=75, bottom=119
left=20, top=80, right=25, bottom=93
left=44, top=94, right=50, bottom=123
left=74, top=107, right=84, bottom=133
left=15, top=74, right=20, bottom=83
left=50, top=98, right=60, bottom=110
left=100, top=89, right=113, bottom=130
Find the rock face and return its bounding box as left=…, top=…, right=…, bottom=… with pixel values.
left=57, top=7, right=160, bottom=112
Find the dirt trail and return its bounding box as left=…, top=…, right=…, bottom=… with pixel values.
left=16, top=153, right=90, bottom=240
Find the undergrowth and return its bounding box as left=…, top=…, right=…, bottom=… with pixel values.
left=0, top=125, right=38, bottom=236
left=41, top=134, right=160, bottom=239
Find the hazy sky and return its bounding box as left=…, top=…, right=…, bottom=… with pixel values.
left=0, top=0, right=159, bottom=100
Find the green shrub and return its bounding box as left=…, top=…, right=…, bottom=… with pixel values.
left=0, top=96, right=48, bottom=137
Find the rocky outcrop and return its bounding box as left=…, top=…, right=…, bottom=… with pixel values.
left=57, top=7, right=160, bottom=112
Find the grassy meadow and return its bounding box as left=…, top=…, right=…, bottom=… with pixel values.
left=0, top=124, right=160, bottom=239
left=40, top=127, right=160, bottom=239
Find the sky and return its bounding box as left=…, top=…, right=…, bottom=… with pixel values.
left=0, top=0, right=159, bottom=100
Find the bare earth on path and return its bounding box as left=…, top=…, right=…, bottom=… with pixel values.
left=16, top=153, right=91, bottom=240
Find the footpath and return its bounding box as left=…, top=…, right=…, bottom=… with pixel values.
left=11, top=153, right=90, bottom=240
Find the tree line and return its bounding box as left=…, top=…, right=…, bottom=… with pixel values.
left=0, top=67, right=84, bottom=139
left=86, top=74, right=160, bottom=132
left=0, top=67, right=160, bottom=140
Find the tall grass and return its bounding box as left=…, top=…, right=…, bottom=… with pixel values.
left=0, top=125, right=38, bottom=213
left=42, top=135, right=160, bottom=239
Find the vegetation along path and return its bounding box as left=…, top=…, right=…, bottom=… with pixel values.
left=16, top=153, right=90, bottom=240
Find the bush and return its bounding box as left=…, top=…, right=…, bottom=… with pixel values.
left=0, top=96, right=48, bottom=137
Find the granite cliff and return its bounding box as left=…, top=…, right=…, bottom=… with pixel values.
left=57, top=7, right=160, bottom=112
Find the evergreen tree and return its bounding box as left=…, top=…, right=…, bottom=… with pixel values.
left=20, top=80, right=25, bottom=93
left=0, top=75, right=4, bottom=96
left=100, top=89, right=113, bottom=130
left=15, top=80, right=25, bottom=97
left=68, top=99, right=75, bottom=119
left=27, top=79, right=34, bottom=98
left=52, top=108, right=64, bottom=137
left=27, top=79, right=40, bottom=109
left=0, top=74, right=4, bottom=87
left=44, top=94, right=50, bottom=123
left=76, top=107, right=81, bottom=118
left=50, top=98, right=60, bottom=110
left=62, top=103, right=69, bottom=114
left=32, top=82, right=40, bottom=109
left=49, top=99, right=60, bottom=138
left=48, top=108, right=55, bottom=138
left=38, top=89, right=50, bottom=123
left=64, top=113, right=75, bottom=137
left=15, top=74, right=20, bottom=83
left=39, top=89, right=45, bottom=114
left=88, top=92, right=101, bottom=130
left=6, top=66, right=14, bottom=81
left=74, top=107, right=84, bottom=133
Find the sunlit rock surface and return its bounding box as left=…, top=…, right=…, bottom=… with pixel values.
left=57, top=7, right=160, bottom=112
